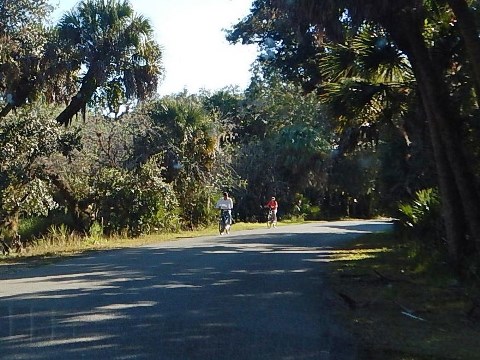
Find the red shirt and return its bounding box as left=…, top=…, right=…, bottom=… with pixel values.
left=266, top=200, right=278, bottom=210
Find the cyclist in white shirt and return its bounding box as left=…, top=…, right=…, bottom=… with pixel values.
left=215, top=192, right=234, bottom=229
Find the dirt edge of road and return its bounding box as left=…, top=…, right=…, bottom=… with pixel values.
left=325, top=232, right=480, bottom=360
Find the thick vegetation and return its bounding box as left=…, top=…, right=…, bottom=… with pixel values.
left=227, top=0, right=480, bottom=278
left=1, top=0, right=480, bottom=285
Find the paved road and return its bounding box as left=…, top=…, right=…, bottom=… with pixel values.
left=0, top=220, right=392, bottom=360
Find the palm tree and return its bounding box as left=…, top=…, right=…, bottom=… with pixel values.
left=376, top=2, right=480, bottom=268
left=236, top=0, right=480, bottom=270
left=318, top=25, right=423, bottom=217
left=129, top=96, right=220, bottom=228
left=55, top=0, right=163, bottom=125
left=274, top=0, right=480, bottom=270
left=319, top=24, right=415, bottom=154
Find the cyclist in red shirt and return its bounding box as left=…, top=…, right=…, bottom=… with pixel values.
left=265, top=196, right=278, bottom=225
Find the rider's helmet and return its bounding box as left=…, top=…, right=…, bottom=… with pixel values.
left=271, top=196, right=275, bottom=200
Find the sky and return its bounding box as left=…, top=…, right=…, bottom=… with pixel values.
left=51, top=0, right=258, bottom=96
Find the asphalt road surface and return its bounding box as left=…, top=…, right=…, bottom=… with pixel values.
left=0, top=220, right=393, bottom=360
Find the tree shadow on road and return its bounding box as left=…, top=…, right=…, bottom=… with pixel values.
left=0, top=221, right=392, bottom=359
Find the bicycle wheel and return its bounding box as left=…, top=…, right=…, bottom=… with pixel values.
left=219, top=218, right=225, bottom=235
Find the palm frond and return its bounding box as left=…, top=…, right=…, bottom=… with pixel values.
left=320, top=78, right=386, bottom=122
left=320, top=43, right=357, bottom=81
left=353, top=25, right=413, bottom=82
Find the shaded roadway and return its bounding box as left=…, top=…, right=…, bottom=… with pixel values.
left=0, top=220, right=393, bottom=359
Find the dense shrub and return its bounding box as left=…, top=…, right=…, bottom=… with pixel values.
left=93, top=161, right=180, bottom=236
left=396, top=188, right=444, bottom=247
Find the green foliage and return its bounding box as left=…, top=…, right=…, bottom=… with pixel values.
left=304, top=204, right=322, bottom=220
left=316, top=25, right=424, bottom=219
left=88, top=221, right=104, bottom=240
left=93, top=160, right=180, bottom=236
left=319, top=24, right=413, bottom=133
left=398, top=188, right=440, bottom=227
left=230, top=79, right=333, bottom=220
left=129, top=95, right=231, bottom=228
left=17, top=213, right=72, bottom=241
left=51, top=0, right=164, bottom=124
left=276, top=123, right=330, bottom=175
left=227, top=2, right=430, bottom=222
left=397, top=188, right=443, bottom=245
left=3, top=179, right=58, bottom=218
left=0, top=106, right=76, bottom=223
left=0, top=0, right=54, bottom=108
left=376, top=122, right=436, bottom=214
left=2, top=1, right=230, bottom=238
left=226, top=1, right=323, bottom=90
left=131, top=97, right=217, bottom=179
left=31, top=223, right=85, bottom=250
left=47, top=224, right=70, bottom=243
left=17, top=217, right=47, bottom=240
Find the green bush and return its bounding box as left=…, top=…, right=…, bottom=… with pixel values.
left=397, top=188, right=443, bottom=247
left=18, top=217, right=50, bottom=240
left=93, top=161, right=180, bottom=236
left=305, top=205, right=322, bottom=220
left=88, top=221, right=104, bottom=239
left=294, top=194, right=322, bottom=220
left=18, top=212, right=75, bottom=242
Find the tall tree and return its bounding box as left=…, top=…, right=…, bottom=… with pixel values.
left=229, top=0, right=480, bottom=270
left=55, top=0, right=163, bottom=125
left=231, top=77, right=332, bottom=219
left=129, top=95, right=222, bottom=228
left=318, top=25, right=430, bottom=215
left=0, top=0, right=163, bottom=125
left=0, top=0, right=54, bottom=116
left=446, top=0, right=480, bottom=102
left=225, top=2, right=326, bottom=92
left=368, top=1, right=480, bottom=267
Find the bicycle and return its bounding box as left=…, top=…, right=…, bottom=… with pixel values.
left=218, top=209, right=231, bottom=235
left=266, top=208, right=277, bottom=228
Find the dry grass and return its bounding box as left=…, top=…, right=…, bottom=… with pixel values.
left=0, top=221, right=272, bottom=264
left=325, top=233, right=480, bottom=360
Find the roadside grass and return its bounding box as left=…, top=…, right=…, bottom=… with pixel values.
left=326, top=232, right=480, bottom=360
left=0, top=221, right=277, bottom=265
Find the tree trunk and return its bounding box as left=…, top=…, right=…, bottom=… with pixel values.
left=0, top=103, right=14, bottom=118
left=55, top=62, right=100, bottom=126
left=420, top=94, right=467, bottom=266
left=43, top=169, right=93, bottom=233
left=447, top=0, right=480, bottom=103
left=388, top=16, right=480, bottom=266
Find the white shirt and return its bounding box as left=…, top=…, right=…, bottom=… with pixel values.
left=215, top=198, right=233, bottom=210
